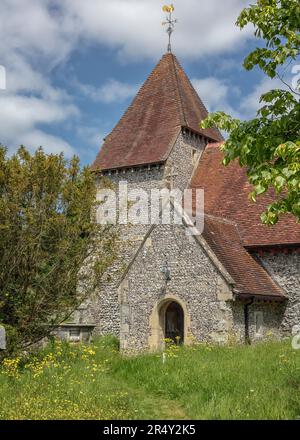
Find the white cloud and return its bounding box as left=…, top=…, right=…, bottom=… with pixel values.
left=191, top=74, right=291, bottom=123
left=0, top=58, right=76, bottom=156
left=0, top=0, right=79, bottom=155
left=0, top=1, right=252, bottom=65
left=0, top=0, right=253, bottom=155
left=192, top=78, right=229, bottom=112
left=78, top=79, right=139, bottom=104
left=0, top=0, right=76, bottom=68
left=20, top=130, right=75, bottom=156
left=59, top=0, right=252, bottom=61
left=192, top=77, right=242, bottom=119
left=240, top=77, right=287, bottom=117
left=0, top=93, right=77, bottom=156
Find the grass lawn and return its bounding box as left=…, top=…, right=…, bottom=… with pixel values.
left=0, top=336, right=299, bottom=420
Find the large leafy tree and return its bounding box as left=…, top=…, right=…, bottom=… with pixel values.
left=0, top=146, right=116, bottom=354
left=201, top=0, right=300, bottom=224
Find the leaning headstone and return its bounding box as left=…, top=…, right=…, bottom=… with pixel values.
left=292, top=325, right=300, bottom=336
left=0, top=325, right=6, bottom=350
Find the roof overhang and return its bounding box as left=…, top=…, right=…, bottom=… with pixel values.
left=233, top=291, right=287, bottom=303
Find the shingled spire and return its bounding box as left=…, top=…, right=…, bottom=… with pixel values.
left=91, top=53, right=223, bottom=171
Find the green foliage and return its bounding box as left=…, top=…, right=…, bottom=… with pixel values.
left=0, top=146, right=117, bottom=353
left=0, top=338, right=299, bottom=420
left=201, top=0, right=300, bottom=224
left=239, top=0, right=300, bottom=78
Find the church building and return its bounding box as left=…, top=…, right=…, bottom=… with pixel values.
left=71, top=52, right=300, bottom=351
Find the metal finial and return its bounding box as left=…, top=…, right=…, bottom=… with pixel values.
left=162, top=4, right=177, bottom=53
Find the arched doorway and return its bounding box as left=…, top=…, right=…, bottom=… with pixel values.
left=148, top=296, right=190, bottom=351
left=164, top=301, right=184, bottom=344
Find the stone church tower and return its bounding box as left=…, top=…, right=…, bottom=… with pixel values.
left=70, top=53, right=300, bottom=351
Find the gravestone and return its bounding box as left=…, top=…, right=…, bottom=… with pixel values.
left=0, top=325, right=6, bottom=350
left=292, top=325, right=300, bottom=336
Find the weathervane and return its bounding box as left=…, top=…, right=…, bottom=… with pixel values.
left=162, top=4, right=177, bottom=53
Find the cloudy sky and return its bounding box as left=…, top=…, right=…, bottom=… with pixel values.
left=0, top=0, right=293, bottom=164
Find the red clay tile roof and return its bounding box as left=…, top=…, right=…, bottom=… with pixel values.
left=202, top=215, right=285, bottom=299
left=91, top=53, right=223, bottom=171
left=191, top=143, right=300, bottom=247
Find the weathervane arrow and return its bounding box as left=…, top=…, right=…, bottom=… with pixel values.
left=162, top=4, right=177, bottom=53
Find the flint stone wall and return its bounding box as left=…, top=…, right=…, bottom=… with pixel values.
left=79, top=130, right=205, bottom=338
left=119, top=223, right=234, bottom=351
left=260, top=252, right=300, bottom=334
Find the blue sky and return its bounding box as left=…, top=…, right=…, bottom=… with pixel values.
left=0, top=0, right=294, bottom=165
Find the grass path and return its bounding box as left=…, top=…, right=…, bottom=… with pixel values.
left=0, top=337, right=299, bottom=420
